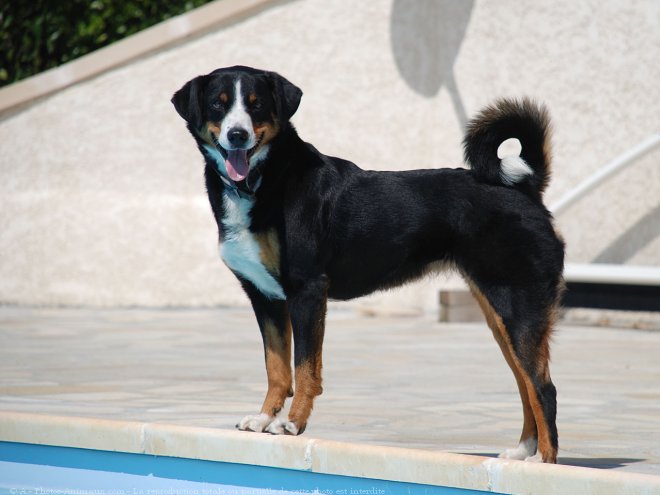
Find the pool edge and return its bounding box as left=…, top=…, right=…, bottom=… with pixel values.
left=0, top=411, right=658, bottom=494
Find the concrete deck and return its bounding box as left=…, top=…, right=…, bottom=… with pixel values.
left=1, top=306, right=659, bottom=477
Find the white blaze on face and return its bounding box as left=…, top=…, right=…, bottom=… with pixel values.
left=214, top=79, right=259, bottom=182
left=218, top=79, right=257, bottom=151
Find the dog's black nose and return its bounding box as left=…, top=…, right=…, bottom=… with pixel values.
left=227, top=127, right=249, bottom=147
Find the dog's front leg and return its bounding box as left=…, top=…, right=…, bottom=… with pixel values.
left=237, top=282, right=292, bottom=433
left=266, top=276, right=328, bottom=435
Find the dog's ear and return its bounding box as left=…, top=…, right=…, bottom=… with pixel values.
left=171, top=75, right=209, bottom=128
left=267, top=71, right=303, bottom=122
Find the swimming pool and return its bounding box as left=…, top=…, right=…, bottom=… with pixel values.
left=0, top=441, right=489, bottom=495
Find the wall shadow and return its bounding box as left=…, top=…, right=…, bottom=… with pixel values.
left=390, top=0, right=474, bottom=125
left=594, top=204, right=660, bottom=264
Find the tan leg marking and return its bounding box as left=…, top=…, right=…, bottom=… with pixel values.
left=287, top=359, right=323, bottom=430
left=471, top=287, right=537, bottom=443
left=470, top=284, right=556, bottom=462
left=265, top=359, right=322, bottom=436
left=260, top=318, right=292, bottom=417
left=268, top=285, right=327, bottom=436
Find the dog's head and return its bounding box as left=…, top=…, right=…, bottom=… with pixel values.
left=172, top=66, right=302, bottom=183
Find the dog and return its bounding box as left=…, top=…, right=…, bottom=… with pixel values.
left=172, top=65, right=565, bottom=463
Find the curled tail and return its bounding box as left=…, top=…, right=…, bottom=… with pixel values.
left=463, top=98, right=552, bottom=199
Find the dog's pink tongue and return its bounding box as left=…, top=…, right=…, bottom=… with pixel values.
left=226, top=149, right=249, bottom=182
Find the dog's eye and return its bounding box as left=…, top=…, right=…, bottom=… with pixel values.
left=211, top=101, right=222, bottom=110
left=252, top=100, right=263, bottom=111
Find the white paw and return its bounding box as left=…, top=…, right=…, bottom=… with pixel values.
left=265, top=418, right=299, bottom=435
left=237, top=413, right=274, bottom=432
left=498, top=438, right=537, bottom=460
left=524, top=453, right=544, bottom=463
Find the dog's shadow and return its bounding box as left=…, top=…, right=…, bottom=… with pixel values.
left=467, top=453, right=647, bottom=470
left=560, top=457, right=648, bottom=470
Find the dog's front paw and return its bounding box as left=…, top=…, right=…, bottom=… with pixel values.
left=265, top=418, right=300, bottom=435
left=498, top=438, right=537, bottom=460
left=236, top=413, right=275, bottom=433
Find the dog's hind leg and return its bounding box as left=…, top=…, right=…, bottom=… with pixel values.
left=470, top=285, right=538, bottom=459
left=469, top=282, right=559, bottom=463
left=237, top=282, right=292, bottom=433
left=266, top=276, right=328, bottom=435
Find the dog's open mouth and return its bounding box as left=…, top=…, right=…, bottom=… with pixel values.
left=221, top=133, right=263, bottom=182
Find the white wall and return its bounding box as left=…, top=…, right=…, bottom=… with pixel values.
left=0, top=0, right=658, bottom=309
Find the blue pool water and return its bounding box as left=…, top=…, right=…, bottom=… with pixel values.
left=0, top=442, right=491, bottom=495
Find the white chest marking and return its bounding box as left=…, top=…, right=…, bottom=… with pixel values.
left=220, top=192, right=286, bottom=300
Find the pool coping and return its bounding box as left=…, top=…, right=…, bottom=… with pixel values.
left=1, top=411, right=658, bottom=494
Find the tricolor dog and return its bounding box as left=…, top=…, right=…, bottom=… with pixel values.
left=172, top=66, right=565, bottom=463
